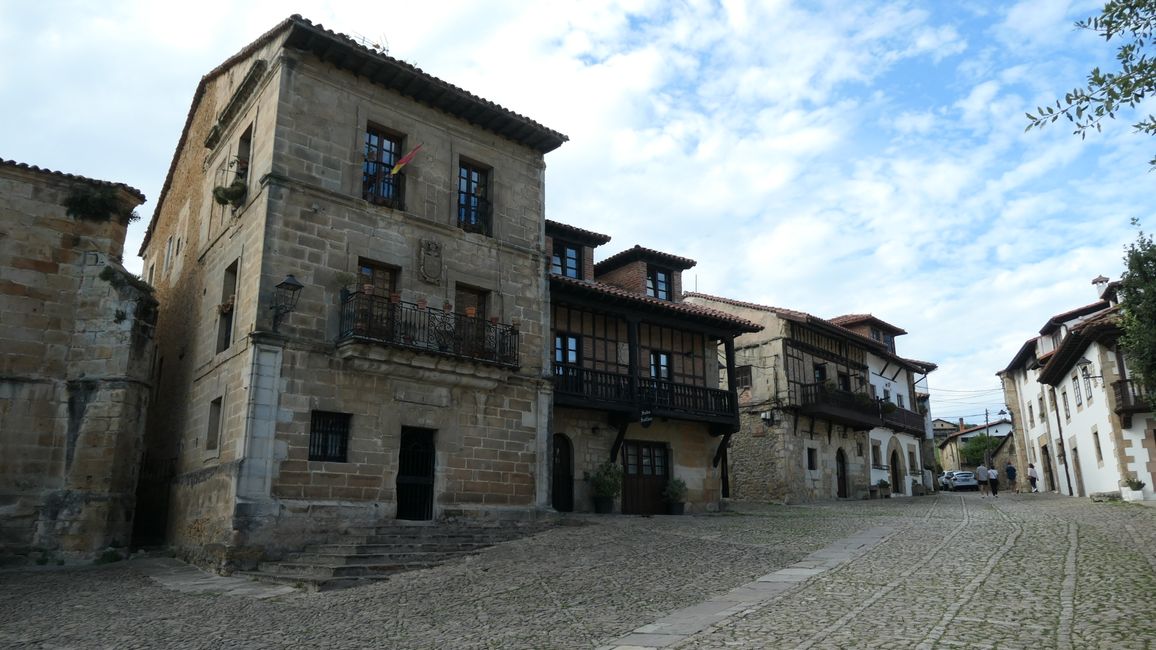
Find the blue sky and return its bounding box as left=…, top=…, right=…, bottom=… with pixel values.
left=2, top=0, right=1153, bottom=423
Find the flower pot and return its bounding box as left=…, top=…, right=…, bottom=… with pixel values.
left=667, top=502, right=685, bottom=516
left=592, top=496, right=614, bottom=514
left=1122, top=488, right=1145, bottom=502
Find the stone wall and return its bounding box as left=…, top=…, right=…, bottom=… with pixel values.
left=0, top=163, right=154, bottom=563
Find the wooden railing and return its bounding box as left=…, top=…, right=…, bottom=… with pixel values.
left=339, top=293, right=518, bottom=367
left=553, top=365, right=735, bottom=419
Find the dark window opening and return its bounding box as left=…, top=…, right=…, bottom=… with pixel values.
left=837, top=372, right=851, bottom=391
left=650, top=351, right=671, bottom=381
left=814, top=364, right=828, bottom=383
left=357, top=259, right=397, bottom=296
left=457, top=161, right=491, bottom=235
left=309, top=411, right=351, bottom=463
left=216, top=259, right=238, bottom=354
left=206, top=397, right=223, bottom=451
left=363, top=125, right=405, bottom=209
left=454, top=285, right=488, bottom=319
left=806, top=448, right=817, bottom=470
left=734, top=365, right=752, bottom=389
left=555, top=334, right=580, bottom=366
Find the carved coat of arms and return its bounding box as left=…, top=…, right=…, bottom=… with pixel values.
left=418, top=239, right=442, bottom=284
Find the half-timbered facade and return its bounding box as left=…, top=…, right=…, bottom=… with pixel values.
left=683, top=295, right=936, bottom=503
left=546, top=223, right=760, bottom=514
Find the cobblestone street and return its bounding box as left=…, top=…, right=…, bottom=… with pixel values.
left=2, top=494, right=1155, bottom=649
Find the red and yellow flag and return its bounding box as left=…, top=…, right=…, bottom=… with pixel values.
left=390, top=144, right=423, bottom=175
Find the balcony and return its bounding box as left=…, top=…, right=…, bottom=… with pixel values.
left=553, top=365, right=736, bottom=424
left=1112, top=379, right=1152, bottom=427
left=338, top=293, right=518, bottom=367
left=882, top=406, right=928, bottom=437
left=796, top=383, right=880, bottom=431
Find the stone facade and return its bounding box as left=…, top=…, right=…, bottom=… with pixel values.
left=683, top=295, right=936, bottom=503
left=138, top=17, right=567, bottom=570
left=0, top=160, right=154, bottom=563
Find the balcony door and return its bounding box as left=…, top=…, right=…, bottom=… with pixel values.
left=622, top=440, right=668, bottom=515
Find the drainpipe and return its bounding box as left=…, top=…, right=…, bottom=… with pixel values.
left=1049, top=387, right=1075, bottom=496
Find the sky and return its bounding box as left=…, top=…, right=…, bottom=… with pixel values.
left=2, top=0, right=1153, bottom=424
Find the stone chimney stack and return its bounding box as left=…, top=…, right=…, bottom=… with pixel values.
left=1092, top=275, right=1110, bottom=297
left=958, top=418, right=965, bottom=431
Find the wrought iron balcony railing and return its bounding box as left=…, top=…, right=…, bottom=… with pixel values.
left=553, top=365, right=735, bottom=420
left=339, top=293, right=518, bottom=367
left=362, top=162, right=405, bottom=210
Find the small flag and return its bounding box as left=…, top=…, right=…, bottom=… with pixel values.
left=390, top=144, right=423, bottom=175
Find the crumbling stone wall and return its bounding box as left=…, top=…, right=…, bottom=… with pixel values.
left=0, top=163, right=154, bottom=564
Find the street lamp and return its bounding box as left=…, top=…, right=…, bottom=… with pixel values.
left=271, top=274, right=304, bottom=332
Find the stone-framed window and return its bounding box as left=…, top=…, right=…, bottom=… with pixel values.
left=216, top=259, right=239, bottom=354
left=357, top=258, right=397, bottom=297
left=457, top=159, right=491, bottom=235
left=206, top=396, right=223, bottom=451
left=309, top=411, right=351, bottom=463
left=733, top=365, right=752, bottom=390
left=646, top=266, right=671, bottom=300
left=806, top=447, right=817, bottom=471
left=363, top=124, right=405, bottom=209
left=1072, top=374, right=1083, bottom=406
left=1061, top=390, right=1071, bottom=420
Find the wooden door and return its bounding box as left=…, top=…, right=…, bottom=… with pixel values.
left=836, top=449, right=848, bottom=498
left=552, top=434, right=574, bottom=512
left=622, top=440, right=668, bottom=515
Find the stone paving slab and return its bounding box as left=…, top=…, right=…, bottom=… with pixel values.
left=0, top=495, right=1154, bottom=649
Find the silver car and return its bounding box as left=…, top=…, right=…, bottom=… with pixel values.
left=948, top=471, right=979, bottom=491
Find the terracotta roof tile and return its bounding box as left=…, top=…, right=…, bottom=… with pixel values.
left=594, top=245, right=697, bottom=273
left=1, top=159, right=145, bottom=202
left=545, top=219, right=611, bottom=245
left=551, top=276, right=761, bottom=333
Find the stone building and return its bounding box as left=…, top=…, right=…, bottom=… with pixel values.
left=545, top=224, right=761, bottom=514
left=998, top=278, right=1154, bottom=500
left=936, top=418, right=1013, bottom=474
left=137, top=16, right=567, bottom=569
left=682, top=295, right=936, bottom=502
left=0, top=159, right=155, bottom=563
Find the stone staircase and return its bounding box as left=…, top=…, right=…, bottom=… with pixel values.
left=238, top=522, right=549, bottom=591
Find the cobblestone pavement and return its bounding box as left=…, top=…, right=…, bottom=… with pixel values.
left=1, top=494, right=1154, bottom=649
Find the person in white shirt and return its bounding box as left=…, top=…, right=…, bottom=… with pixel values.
left=1028, top=463, right=1040, bottom=492
left=976, top=463, right=989, bottom=497
left=988, top=467, right=999, bottom=497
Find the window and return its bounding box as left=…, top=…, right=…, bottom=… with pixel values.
left=554, top=334, right=580, bottom=366
left=206, top=396, right=223, bottom=451
left=147, top=263, right=155, bottom=285
left=309, top=411, right=351, bottom=463
left=363, top=125, right=405, bottom=209
left=1028, top=403, right=1035, bottom=427
left=650, top=351, right=671, bottom=381
left=870, top=327, right=882, bottom=341
left=163, top=237, right=173, bottom=273
left=551, top=241, right=582, bottom=278
left=897, top=394, right=905, bottom=409
left=1082, top=369, right=1094, bottom=404
left=837, top=372, right=851, bottom=392
left=1093, top=430, right=1103, bottom=463
left=806, top=448, right=817, bottom=471
left=457, top=161, right=491, bottom=235
left=1062, top=391, right=1070, bottom=420
left=814, top=364, right=828, bottom=383
left=1038, top=397, right=1046, bottom=421
left=1072, top=374, right=1083, bottom=406
left=646, top=267, right=672, bottom=300
left=882, top=334, right=895, bottom=352
left=908, top=450, right=917, bottom=470
left=216, top=259, right=238, bottom=354
left=883, top=387, right=891, bottom=402
left=357, top=259, right=397, bottom=297
left=856, top=442, right=864, bottom=457
left=871, top=442, right=882, bottom=467
left=455, top=285, right=488, bottom=319
left=734, top=365, right=753, bottom=390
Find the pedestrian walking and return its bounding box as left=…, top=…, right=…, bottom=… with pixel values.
left=1005, top=462, right=1017, bottom=493
left=988, top=467, right=999, bottom=497
left=1028, top=463, right=1039, bottom=492
left=976, top=463, right=989, bottom=497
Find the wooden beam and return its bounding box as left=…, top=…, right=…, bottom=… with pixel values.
left=609, top=416, right=629, bottom=463
left=713, top=432, right=732, bottom=468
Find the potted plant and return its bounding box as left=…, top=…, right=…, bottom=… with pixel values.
left=1122, top=476, right=1146, bottom=502
left=663, top=477, right=688, bottom=515
left=589, top=461, right=623, bottom=514
left=877, top=478, right=891, bottom=498
left=212, top=179, right=247, bottom=209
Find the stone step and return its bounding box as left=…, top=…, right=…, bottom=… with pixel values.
left=256, top=559, right=438, bottom=578
left=285, top=550, right=463, bottom=566
left=233, top=570, right=387, bottom=592
left=306, top=542, right=490, bottom=555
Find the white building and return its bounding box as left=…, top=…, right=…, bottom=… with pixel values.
left=998, top=278, right=1154, bottom=500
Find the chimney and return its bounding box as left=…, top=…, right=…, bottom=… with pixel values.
left=1092, top=275, right=1110, bottom=297
left=958, top=418, right=964, bottom=431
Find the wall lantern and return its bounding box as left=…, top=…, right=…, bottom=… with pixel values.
left=1076, top=357, right=1104, bottom=381
left=271, top=274, right=304, bottom=332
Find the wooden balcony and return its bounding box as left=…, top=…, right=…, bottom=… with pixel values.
left=338, top=293, right=518, bottom=367
left=882, top=405, right=928, bottom=437
left=796, top=383, right=881, bottom=430
left=553, top=365, right=736, bottom=424
left=1112, top=379, right=1152, bottom=428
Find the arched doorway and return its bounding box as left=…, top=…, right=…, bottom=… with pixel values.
left=836, top=449, right=848, bottom=498
left=552, top=434, right=574, bottom=512
left=890, top=449, right=903, bottom=496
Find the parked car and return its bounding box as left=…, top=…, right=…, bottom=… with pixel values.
left=948, top=471, right=979, bottom=491
left=938, top=471, right=957, bottom=490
